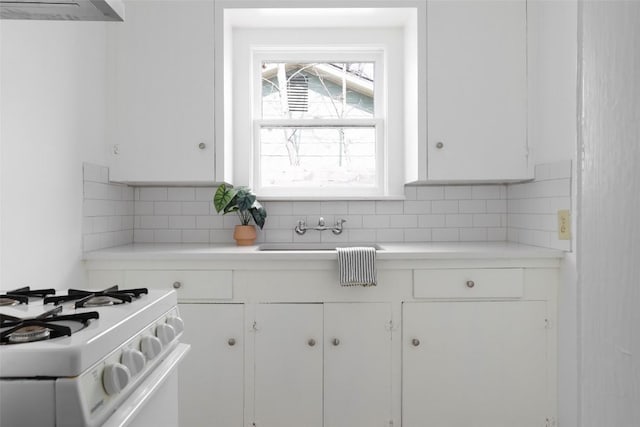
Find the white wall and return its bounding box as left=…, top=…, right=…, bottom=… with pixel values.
left=0, top=21, right=109, bottom=290
left=527, top=1, right=579, bottom=425
left=578, top=1, right=640, bottom=425
left=528, top=0, right=579, bottom=164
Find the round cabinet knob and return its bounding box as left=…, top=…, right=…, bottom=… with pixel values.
left=198, top=142, right=206, bottom=150
left=411, top=338, right=421, bottom=347
left=228, top=338, right=236, bottom=346
left=436, top=142, right=444, bottom=149
left=466, top=280, right=475, bottom=288
left=172, top=281, right=182, bottom=289
left=121, top=348, right=145, bottom=377
left=140, top=335, right=163, bottom=360
left=156, top=323, right=176, bottom=346
left=166, top=316, right=184, bottom=335
left=307, top=338, right=316, bottom=347
left=332, top=338, right=340, bottom=346
left=103, top=363, right=131, bottom=396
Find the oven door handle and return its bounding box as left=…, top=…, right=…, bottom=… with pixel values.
left=101, top=343, right=190, bottom=427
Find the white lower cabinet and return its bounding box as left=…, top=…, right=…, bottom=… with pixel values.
left=178, top=303, right=244, bottom=427
left=252, top=303, right=393, bottom=427
left=85, top=261, right=558, bottom=427
left=402, top=301, right=548, bottom=427
left=324, top=303, right=393, bottom=427
left=253, top=303, right=324, bottom=427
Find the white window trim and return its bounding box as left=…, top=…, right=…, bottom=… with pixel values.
left=215, top=3, right=427, bottom=200
left=252, top=49, right=386, bottom=198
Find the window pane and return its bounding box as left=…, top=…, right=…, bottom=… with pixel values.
left=262, top=62, right=374, bottom=119
left=260, top=126, right=377, bottom=188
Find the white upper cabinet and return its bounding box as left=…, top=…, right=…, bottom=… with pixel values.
left=107, top=0, right=215, bottom=184
left=426, top=0, right=530, bottom=182
left=104, top=0, right=529, bottom=185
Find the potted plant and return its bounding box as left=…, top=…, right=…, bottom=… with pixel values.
left=213, top=184, right=267, bottom=246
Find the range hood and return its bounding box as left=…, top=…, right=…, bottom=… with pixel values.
left=0, top=0, right=124, bottom=21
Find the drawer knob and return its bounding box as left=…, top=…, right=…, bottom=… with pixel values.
left=436, top=141, right=444, bottom=149
left=198, top=142, right=206, bottom=150
left=172, top=281, right=182, bottom=289
left=332, top=338, right=340, bottom=346
left=466, top=280, right=475, bottom=288
left=411, top=338, right=420, bottom=347
left=228, top=338, right=236, bottom=346
left=308, top=338, right=316, bottom=347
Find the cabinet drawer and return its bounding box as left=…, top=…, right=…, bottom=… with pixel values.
left=125, top=270, right=232, bottom=301
left=413, top=268, right=523, bottom=299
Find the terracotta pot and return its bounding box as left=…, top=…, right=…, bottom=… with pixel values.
left=233, top=225, right=257, bottom=246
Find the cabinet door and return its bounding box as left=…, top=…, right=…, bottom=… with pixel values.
left=403, top=301, right=548, bottom=427
left=107, top=0, right=215, bottom=183
left=427, top=0, right=529, bottom=181
left=254, top=304, right=323, bottom=427
left=324, top=303, right=393, bottom=427
left=178, top=304, right=244, bottom=427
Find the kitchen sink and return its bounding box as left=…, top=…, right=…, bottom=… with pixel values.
left=257, top=243, right=382, bottom=251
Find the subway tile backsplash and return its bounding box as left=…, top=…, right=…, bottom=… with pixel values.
left=82, top=163, right=134, bottom=251
left=127, top=184, right=509, bottom=245
left=507, top=160, right=572, bottom=251
left=82, top=160, right=572, bottom=251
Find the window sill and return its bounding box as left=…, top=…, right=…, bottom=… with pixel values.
left=257, top=195, right=406, bottom=201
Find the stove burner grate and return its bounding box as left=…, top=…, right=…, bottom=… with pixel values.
left=43, top=285, right=148, bottom=308
left=0, top=306, right=99, bottom=345
left=0, top=286, right=56, bottom=306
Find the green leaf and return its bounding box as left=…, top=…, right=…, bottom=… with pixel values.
left=213, top=184, right=237, bottom=214
left=250, top=201, right=267, bottom=230
left=235, top=188, right=256, bottom=212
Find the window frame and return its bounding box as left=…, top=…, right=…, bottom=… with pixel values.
left=252, top=49, right=387, bottom=197
left=215, top=4, right=426, bottom=200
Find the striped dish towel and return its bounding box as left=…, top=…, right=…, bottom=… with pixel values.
left=336, top=247, right=377, bottom=287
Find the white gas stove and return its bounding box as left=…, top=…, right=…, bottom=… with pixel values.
left=0, top=286, right=190, bottom=427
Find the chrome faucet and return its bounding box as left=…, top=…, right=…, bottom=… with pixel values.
left=295, top=217, right=346, bottom=235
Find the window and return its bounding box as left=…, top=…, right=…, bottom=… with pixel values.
left=254, top=51, right=385, bottom=197
left=216, top=4, right=424, bottom=199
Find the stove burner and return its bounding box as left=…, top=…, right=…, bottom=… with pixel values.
left=82, top=295, right=115, bottom=307
left=0, top=297, right=20, bottom=307
left=0, top=306, right=99, bottom=345
left=0, top=287, right=56, bottom=306
left=8, top=325, right=51, bottom=343
left=43, top=285, right=148, bottom=308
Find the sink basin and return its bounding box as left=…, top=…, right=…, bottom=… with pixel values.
left=257, top=243, right=382, bottom=251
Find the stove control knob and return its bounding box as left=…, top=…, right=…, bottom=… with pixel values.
left=121, top=348, right=145, bottom=377
left=156, top=323, right=176, bottom=345
left=141, top=335, right=162, bottom=360
left=166, top=316, right=184, bottom=334
left=103, top=363, right=131, bottom=396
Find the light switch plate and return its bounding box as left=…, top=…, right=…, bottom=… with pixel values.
left=557, top=210, right=571, bottom=240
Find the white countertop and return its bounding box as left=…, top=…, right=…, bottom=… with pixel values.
left=83, top=242, right=564, bottom=262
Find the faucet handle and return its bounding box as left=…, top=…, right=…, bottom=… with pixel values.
left=331, top=218, right=346, bottom=235
left=318, top=217, right=326, bottom=227
left=295, top=219, right=307, bottom=236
